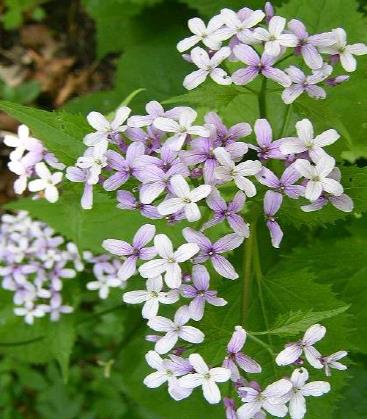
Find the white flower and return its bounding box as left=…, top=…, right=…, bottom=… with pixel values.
left=319, top=28, right=367, bottom=72
left=183, top=47, right=232, bottom=90
left=14, top=302, right=45, bottom=325
left=28, top=162, right=63, bottom=203
left=8, top=159, right=33, bottom=194
left=86, top=273, right=122, bottom=299
left=4, top=124, right=41, bottom=161
left=237, top=379, right=292, bottom=418
left=253, top=16, right=298, bottom=56
left=220, top=8, right=265, bottom=44
left=154, top=108, right=210, bottom=151
left=83, top=106, right=131, bottom=146
left=179, top=353, right=231, bottom=404
left=122, top=276, right=179, bottom=319
left=320, top=351, right=348, bottom=376
left=157, top=174, right=211, bottom=222
left=280, top=119, right=340, bottom=160
left=177, top=15, right=227, bottom=52
left=143, top=350, right=192, bottom=401
left=294, top=156, right=343, bottom=201
left=147, top=306, right=204, bottom=354
left=76, top=141, right=108, bottom=184
left=276, top=324, right=326, bottom=368
left=288, top=368, right=330, bottom=419
left=214, top=147, right=262, bottom=197
left=139, top=234, right=199, bottom=288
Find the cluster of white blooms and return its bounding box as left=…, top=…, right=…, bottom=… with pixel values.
left=177, top=2, right=367, bottom=102
left=0, top=212, right=123, bottom=323
left=4, top=125, right=64, bottom=203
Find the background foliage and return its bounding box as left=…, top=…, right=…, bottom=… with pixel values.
left=0, top=0, right=366, bottom=417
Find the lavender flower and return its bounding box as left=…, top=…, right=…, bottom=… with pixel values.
left=202, top=189, right=249, bottom=237
left=320, top=351, right=347, bottom=376
left=223, top=326, right=262, bottom=381
left=257, top=165, right=304, bottom=199
left=147, top=306, right=204, bottom=354
left=250, top=119, right=286, bottom=160
left=181, top=264, right=227, bottom=320
left=232, top=44, right=291, bottom=87
left=65, top=166, right=94, bottom=210
left=116, top=190, right=161, bottom=219
left=102, top=224, right=157, bottom=281
left=183, top=228, right=244, bottom=279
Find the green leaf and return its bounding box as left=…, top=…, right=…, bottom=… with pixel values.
left=0, top=101, right=88, bottom=165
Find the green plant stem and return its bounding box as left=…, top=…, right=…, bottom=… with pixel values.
left=242, top=224, right=255, bottom=324
left=279, top=103, right=293, bottom=138
left=258, top=78, right=267, bottom=118
left=247, top=333, right=274, bottom=356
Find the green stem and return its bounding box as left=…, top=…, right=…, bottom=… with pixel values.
left=279, top=103, right=293, bottom=138
left=258, top=78, right=267, bottom=118
left=242, top=230, right=254, bottom=324
left=247, top=333, right=274, bottom=357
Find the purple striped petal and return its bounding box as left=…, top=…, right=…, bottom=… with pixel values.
left=133, top=224, right=156, bottom=248
left=211, top=254, right=238, bottom=279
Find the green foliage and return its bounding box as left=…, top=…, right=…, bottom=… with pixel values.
left=0, top=80, right=41, bottom=104
left=1, top=0, right=47, bottom=30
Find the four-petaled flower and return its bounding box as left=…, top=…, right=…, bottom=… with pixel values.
left=184, top=47, right=232, bottom=90
left=250, top=118, right=286, bottom=160
left=181, top=264, right=227, bottom=320
left=28, top=162, right=63, bottom=203
left=276, top=323, right=326, bottom=368
left=139, top=234, right=199, bottom=288
left=287, top=367, right=330, bottom=419
left=123, top=276, right=179, bottom=319
left=320, top=351, right=347, bottom=376
left=147, top=305, right=205, bottom=354
left=102, top=224, right=157, bottom=281
left=223, top=326, right=262, bottom=381
left=179, top=353, right=231, bottom=404
left=157, top=174, right=212, bottom=222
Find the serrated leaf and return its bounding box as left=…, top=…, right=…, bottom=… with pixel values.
left=0, top=101, right=88, bottom=165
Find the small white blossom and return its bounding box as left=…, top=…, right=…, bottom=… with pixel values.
left=320, top=351, right=348, bottom=376
left=287, top=368, right=330, bottom=419
left=28, top=162, right=63, bottom=203
left=122, top=276, right=179, bottom=319
left=157, top=174, right=211, bottom=222
left=179, top=353, right=231, bottom=404
left=214, top=147, right=262, bottom=197
left=276, top=324, right=326, bottom=368
left=77, top=141, right=108, bottom=184
left=147, top=306, right=204, bottom=354
left=14, top=301, right=45, bottom=325
left=139, top=234, right=199, bottom=288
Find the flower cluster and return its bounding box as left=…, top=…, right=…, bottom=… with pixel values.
left=0, top=211, right=122, bottom=323
left=4, top=125, right=65, bottom=203
left=177, top=2, right=367, bottom=103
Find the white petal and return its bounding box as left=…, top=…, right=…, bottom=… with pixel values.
left=144, top=371, right=167, bottom=388
left=174, top=243, right=200, bottom=262
left=142, top=299, right=159, bottom=319
left=184, top=202, right=201, bottom=222
left=123, top=290, right=148, bottom=304
left=170, top=174, right=190, bottom=198
left=189, top=353, right=208, bottom=374
left=202, top=380, right=221, bottom=404
left=289, top=392, right=306, bottom=419
left=179, top=326, right=205, bottom=343
left=139, top=259, right=167, bottom=278
left=303, top=324, right=326, bottom=345
left=157, top=198, right=184, bottom=216
left=276, top=344, right=302, bottom=366
left=148, top=316, right=174, bottom=332
left=179, top=373, right=203, bottom=389
left=155, top=331, right=178, bottom=354
left=210, top=367, right=231, bottom=382
left=154, top=117, right=180, bottom=133
left=154, top=234, right=173, bottom=258
left=301, top=381, right=330, bottom=397
left=145, top=350, right=163, bottom=370
left=87, top=112, right=109, bottom=131
left=183, top=69, right=208, bottom=90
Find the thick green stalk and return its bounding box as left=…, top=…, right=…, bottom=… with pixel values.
left=241, top=227, right=254, bottom=324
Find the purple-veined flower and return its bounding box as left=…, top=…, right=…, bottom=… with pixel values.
left=14, top=301, right=46, bottom=325
left=8, top=158, right=35, bottom=195
left=147, top=305, right=204, bottom=354
left=116, top=190, right=161, bottom=219
left=103, top=142, right=144, bottom=191
left=231, top=44, right=291, bottom=87
left=157, top=174, right=211, bottom=222
left=282, top=65, right=332, bottom=104
left=224, top=397, right=237, bottom=419
left=179, top=353, right=231, bottom=404
left=237, top=378, right=292, bottom=418
left=84, top=107, right=131, bottom=146
left=214, top=147, right=262, bottom=197
left=28, top=162, right=63, bottom=203
left=181, top=264, right=227, bottom=320
left=223, top=326, right=262, bottom=381
left=294, top=156, right=343, bottom=201
left=287, top=367, right=330, bottom=419
left=102, top=224, right=157, bottom=281
left=139, top=234, right=199, bottom=288
left=220, top=8, right=265, bottom=44
left=183, top=47, right=232, bottom=90
left=250, top=118, right=286, bottom=160
left=325, top=75, right=349, bottom=86
left=154, top=108, right=210, bottom=151
left=276, top=324, right=326, bottom=368
left=301, top=167, right=353, bottom=212
left=319, top=28, right=367, bottom=72
left=86, top=271, right=122, bottom=299
left=320, top=351, right=347, bottom=376
left=287, top=19, right=335, bottom=69
left=4, top=124, right=42, bottom=161
left=264, top=2, right=275, bottom=23
left=177, top=15, right=227, bottom=52
left=77, top=141, right=108, bottom=184
left=280, top=119, right=340, bottom=161
left=257, top=165, right=304, bottom=199
left=65, top=166, right=94, bottom=209
left=202, top=189, right=249, bottom=237
left=183, top=228, right=244, bottom=279
left=143, top=350, right=193, bottom=401
left=123, top=275, right=179, bottom=319
left=253, top=16, right=298, bottom=56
